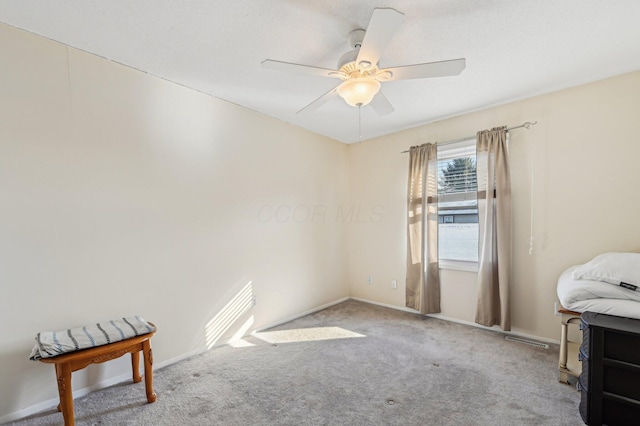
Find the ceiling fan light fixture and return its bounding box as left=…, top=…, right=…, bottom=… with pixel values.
left=337, top=76, right=381, bottom=107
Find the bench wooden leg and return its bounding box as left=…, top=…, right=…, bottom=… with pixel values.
left=131, top=351, right=142, bottom=383
left=40, top=327, right=157, bottom=424
left=142, top=340, right=157, bottom=403
left=55, top=363, right=75, bottom=426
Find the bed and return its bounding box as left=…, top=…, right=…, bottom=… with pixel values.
left=557, top=266, right=640, bottom=320
left=556, top=253, right=640, bottom=383
left=557, top=252, right=640, bottom=320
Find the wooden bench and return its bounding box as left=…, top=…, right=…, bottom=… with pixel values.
left=39, top=325, right=156, bottom=426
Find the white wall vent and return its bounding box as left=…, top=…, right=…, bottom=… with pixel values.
left=505, top=335, right=549, bottom=349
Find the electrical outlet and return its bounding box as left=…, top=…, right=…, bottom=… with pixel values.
left=554, top=301, right=560, bottom=316
left=391, top=280, right=397, bottom=289
left=367, top=276, right=373, bottom=285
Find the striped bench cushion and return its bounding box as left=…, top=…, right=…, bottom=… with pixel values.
left=29, top=315, right=155, bottom=361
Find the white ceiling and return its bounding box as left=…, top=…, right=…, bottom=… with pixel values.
left=2, top=1, right=640, bottom=143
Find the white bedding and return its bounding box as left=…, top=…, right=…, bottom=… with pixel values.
left=557, top=266, right=640, bottom=320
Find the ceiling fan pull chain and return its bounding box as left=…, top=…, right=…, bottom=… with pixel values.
left=358, top=104, right=362, bottom=143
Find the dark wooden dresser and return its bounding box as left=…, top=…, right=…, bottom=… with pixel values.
left=579, top=311, right=640, bottom=425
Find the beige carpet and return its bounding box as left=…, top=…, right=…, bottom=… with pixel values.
left=8, top=300, right=583, bottom=425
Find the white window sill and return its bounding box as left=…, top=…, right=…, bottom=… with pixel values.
left=439, top=259, right=478, bottom=273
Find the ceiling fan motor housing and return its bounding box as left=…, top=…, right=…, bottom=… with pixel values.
left=337, top=49, right=359, bottom=71
left=339, top=29, right=376, bottom=72
left=337, top=29, right=366, bottom=70
left=348, top=29, right=365, bottom=49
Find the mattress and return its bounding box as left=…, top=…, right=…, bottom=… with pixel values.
left=557, top=266, right=640, bottom=320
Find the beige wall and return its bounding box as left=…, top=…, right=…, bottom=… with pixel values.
left=0, top=24, right=349, bottom=421
left=348, top=70, right=640, bottom=340
left=3, top=19, right=640, bottom=423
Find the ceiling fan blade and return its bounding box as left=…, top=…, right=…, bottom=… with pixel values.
left=356, top=8, right=404, bottom=68
left=261, top=60, right=341, bottom=79
left=296, top=83, right=343, bottom=114
left=369, top=91, right=395, bottom=116
left=383, top=58, right=466, bottom=80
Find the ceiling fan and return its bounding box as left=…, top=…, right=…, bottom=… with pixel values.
left=261, top=8, right=466, bottom=116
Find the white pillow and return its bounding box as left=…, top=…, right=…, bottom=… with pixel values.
left=572, top=252, right=640, bottom=290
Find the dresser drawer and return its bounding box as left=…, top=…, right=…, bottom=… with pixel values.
left=603, top=363, right=640, bottom=400
left=601, top=397, right=640, bottom=426
left=604, top=332, right=640, bottom=364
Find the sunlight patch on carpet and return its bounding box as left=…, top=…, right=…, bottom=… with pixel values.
left=229, top=338, right=255, bottom=348
left=228, top=315, right=256, bottom=348
left=254, top=326, right=365, bottom=344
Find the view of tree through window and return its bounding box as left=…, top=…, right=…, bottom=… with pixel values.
left=438, top=157, right=477, bottom=194
left=437, top=140, right=478, bottom=263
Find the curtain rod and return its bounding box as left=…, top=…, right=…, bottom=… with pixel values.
left=400, top=121, right=538, bottom=154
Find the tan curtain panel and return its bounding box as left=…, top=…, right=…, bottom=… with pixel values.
left=475, top=126, right=511, bottom=330
left=406, top=143, right=440, bottom=314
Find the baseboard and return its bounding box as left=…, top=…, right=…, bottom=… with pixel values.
left=0, top=370, right=133, bottom=424
left=252, top=296, right=350, bottom=333
left=160, top=296, right=351, bottom=365
left=0, top=398, right=58, bottom=425
left=154, top=347, right=207, bottom=370
left=1, top=295, right=350, bottom=424
left=350, top=297, right=561, bottom=346
left=350, top=297, right=420, bottom=314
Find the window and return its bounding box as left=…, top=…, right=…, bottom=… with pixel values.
left=437, top=139, right=478, bottom=269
